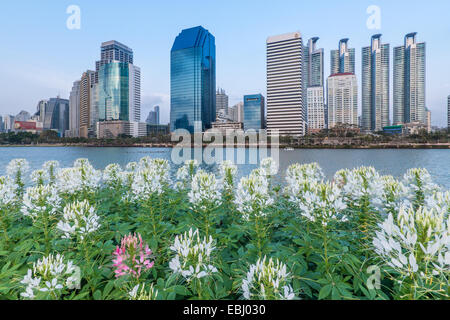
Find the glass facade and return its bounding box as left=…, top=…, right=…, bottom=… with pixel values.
left=304, top=38, right=325, bottom=132
left=170, top=26, right=216, bottom=133
left=393, top=33, right=426, bottom=125
left=362, top=35, right=390, bottom=132
left=98, top=62, right=130, bottom=121
left=43, top=98, right=69, bottom=137
left=331, top=39, right=355, bottom=75
left=244, top=94, right=265, bottom=131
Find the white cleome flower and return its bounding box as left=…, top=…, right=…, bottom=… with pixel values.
left=242, top=256, right=295, bottom=300
left=188, top=170, right=222, bottom=210
left=56, top=159, right=102, bottom=195
left=30, top=169, right=49, bottom=186
left=21, top=185, right=61, bottom=221
left=169, top=228, right=218, bottom=282
left=403, top=168, right=441, bottom=208
left=6, top=158, right=30, bottom=182
left=289, top=181, right=347, bottom=226
left=425, top=191, right=450, bottom=218
left=260, top=157, right=278, bottom=176
left=234, top=172, right=274, bottom=220
left=20, top=254, right=77, bottom=300
left=285, top=163, right=325, bottom=204
left=219, top=160, right=237, bottom=191
left=125, top=161, right=138, bottom=172
left=57, top=200, right=100, bottom=240
left=373, top=205, right=449, bottom=280
left=175, top=159, right=199, bottom=189
left=42, top=160, right=60, bottom=184
left=334, top=167, right=385, bottom=211
left=379, top=175, right=410, bottom=215
left=0, top=176, right=18, bottom=207
left=128, top=159, right=171, bottom=202
left=286, top=163, right=324, bottom=187
left=128, top=283, right=159, bottom=300
left=103, top=163, right=124, bottom=188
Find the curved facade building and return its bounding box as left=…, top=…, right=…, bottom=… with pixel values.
left=98, top=62, right=130, bottom=121
left=170, top=26, right=216, bottom=133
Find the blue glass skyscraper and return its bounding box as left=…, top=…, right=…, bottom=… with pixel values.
left=170, top=26, right=216, bottom=133
left=244, top=94, right=265, bottom=131
left=98, top=62, right=130, bottom=121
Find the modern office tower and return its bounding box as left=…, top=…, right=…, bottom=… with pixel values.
left=304, top=37, right=324, bottom=87
left=448, top=95, right=450, bottom=129
left=304, top=37, right=326, bottom=133
left=331, top=39, right=356, bottom=75
left=306, top=87, right=326, bottom=132
left=216, top=88, right=229, bottom=120
left=229, top=102, right=244, bottom=123
left=170, top=26, right=216, bottom=133
left=90, top=82, right=99, bottom=133
left=0, top=116, right=4, bottom=133
left=3, top=115, right=15, bottom=132
left=243, top=94, right=265, bottom=131
left=79, top=71, right=95, bottom=138
left=426, top=108, right=431, bottom=133
left=43, top=97, right=70, bottom=136
left=68, top=80, right=81, bottom=137
left=15, top=111, right=31, bottom=122
left=94, top=40, right=141, bottom=138
left=362, top=34, right=390, bottom=132
left=146, top=106, right=160, bottom=125
left=3, top=114, right=15, bottom=133
left=266, top=31, right=305, bottom=136
left=393, top=33, right=426, bottom=125
left=129, top=65, right=141, bottom=122
left=327, top=74, right=358, bottom=128
left=35, top=100, right=48, bottom=121
left=97, top=62, right=141, bottom=123
left=95, top=41, right=134, bottom=84
left=154, top=106, right=160, bottom=125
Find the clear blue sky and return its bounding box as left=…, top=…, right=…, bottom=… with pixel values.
left=1, top=0, right=449, bottom=126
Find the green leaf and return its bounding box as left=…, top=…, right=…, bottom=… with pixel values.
left=103, top=281, right=115, bottom=299
left=318, top=284, right=332, bottom=300
left=93, top=290, right=102, bottom=300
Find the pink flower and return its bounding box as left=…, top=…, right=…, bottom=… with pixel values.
left=112, top=233, right=154, bottom=279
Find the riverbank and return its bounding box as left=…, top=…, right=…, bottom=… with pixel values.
left=1, top=142, right=449, bottom=149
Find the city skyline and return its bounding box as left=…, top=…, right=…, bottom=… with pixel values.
left=1, top=1, right=450, bottom=127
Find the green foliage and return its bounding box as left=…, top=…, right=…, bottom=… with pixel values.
left=0, top=159, right=448, bottom=301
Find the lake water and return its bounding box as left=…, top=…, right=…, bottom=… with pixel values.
left=0, top=147, right=449, bottom=189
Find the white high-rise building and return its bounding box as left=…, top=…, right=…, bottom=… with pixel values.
left=304, top=37, right=325, bottom=133
left=393, top=33, right=426, bottom=125
left=266, top=32, right=305, bottom=136
left=362, top=34, right=390, bottom=132
left=216, top=88, right=229, bottom=120
left=129, top=64, right=141, bottom=123
left=4, top=115, right=15, bottom=132
left=307, top=87, right=325, bottom=132
left=229, top=102, right=244, bottom=123
left=448, top=95, right=450, bottom=129
left=68, top=80, right=81, bottom=137
left=327, top=74, right=358, bottom=128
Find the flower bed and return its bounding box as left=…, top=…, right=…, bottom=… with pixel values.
left=0, top=157, right=448, bottom=300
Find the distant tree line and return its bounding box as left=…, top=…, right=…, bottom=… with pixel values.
left=0, top=128, right=448, bottom=146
